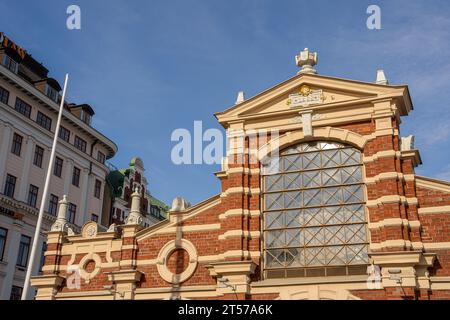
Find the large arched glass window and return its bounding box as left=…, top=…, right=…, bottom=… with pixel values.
left=262, top=141, right=368, bottom=279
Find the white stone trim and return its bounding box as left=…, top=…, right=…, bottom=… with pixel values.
left=418, top=206, right=450, bottom=215
left=156, top=239, right=198, bottom=285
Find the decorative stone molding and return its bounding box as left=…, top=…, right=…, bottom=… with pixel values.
left=50, top=195, right=74, bottom=235
left=207, top=261, right=257, bottom=295
left=415, top=176, right=450, bottom=193
left=400, top=135, right=415, bottom=151
left=30, top=275, right=65, bottom=300
left=125, top=187, right=143, bottom=226
left=258, top=127, right=368, bottom=162
left=78, top=253, right=102, bottom=284
left=156, top=239, right=198, bottom=284
left=106, top=270, right=143, bottom=300
left=170, top=197, right=191, bottom=212
left=278, top=287, right=361, bottom=300
left=81, top=221, right=98, bottom=238
left=369, top=251, right=436, bottom=288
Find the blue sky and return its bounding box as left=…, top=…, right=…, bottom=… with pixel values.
left=1, top=0, right=450, bottom=205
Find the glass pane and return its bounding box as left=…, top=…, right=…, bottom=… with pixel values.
left=303, top=152, right=321, bottom=170
left=285, top=210, right=301, bottom=227
left=265, top=211, right=284, bottom=229
left=283, top=173, right=301, bottom=190
left=265, top=193, right=283, bottom=210
left=284, top=191, right=301, bottom=209
left=322, top=168, right=341, bottom=186
left=266, top=230, right=285, bottom=248
left=283, top=155, right=302, bottom=171
left=265, top=175, right=283, bottom=192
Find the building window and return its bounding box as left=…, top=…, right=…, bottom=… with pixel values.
left=27, top=184, right=39, bottom=208
left=36, top=111, right=52, bottom=131
left=33, top=145, right=44, bottom=168
left=16, top=235, right=31, bottom=267
left=80, top=109, right=91, bottom=125
left=3, top=55, right=18, bottom=73
left=45, top=85, right=58, bottom=102
left=11, top=133, right=22, bottom=156
left=0, top=85, right=9, bottom=104
left=0, top=227, right=7, bottom=261
left=53, top=157, right=63, bottom=177
left=39, top=242, right=47, bottom=273
left=94, top=179, right=102, bottom=199
left=3, top=174, right=16, bottom=198
left=97, top=151, right=106, bottom=164
left=9, top=286, right=22, bottom=300
left=48, top=194, right=58, bottom=216
left=74, top=136, right=87, bottom=153
left=58, top=126, right=70, bottom=142
left=150, top=205, right=161, bottom=218
left=68, top=203, right=76, bottom=224
left=72, top=167, right=81, bottom=187
left=262, top=141, right=368, bottom=279
left=91, top=214, right=99, bottom=222
left=14, top=98, right=31, bottom=118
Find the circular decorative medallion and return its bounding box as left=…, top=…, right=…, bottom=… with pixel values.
left=156, top=239, right=198, bottom=284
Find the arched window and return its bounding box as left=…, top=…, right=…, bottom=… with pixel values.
left=262, top=141, right=368, bottom=279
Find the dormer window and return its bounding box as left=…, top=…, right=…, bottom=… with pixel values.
left=2, top=55, right=18, bottom=74
left=80, top=109, right=91, bottom=125
left=45, top=84, right=59, bottom=102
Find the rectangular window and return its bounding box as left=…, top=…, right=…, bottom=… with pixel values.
left=97, top=151, right=106, bottom=164
left=45, top=85, right=58, bottom=102
left=74, top=136, right=87, bottom=153
left=9, top=286, right=22, bottom=300
left=91, top=214, right=99, bottom=223
left=16, top=235, right=31, bottom=267
left=94, top=179, right=101, bottom=199
left=33, top=145, right=44, bottom=168
left=58, top=126, right=70, bottom=142
left=4, top=174, right=16, bottom=198
left=11, top=133, right=22, bottom=156
left=72, top=167, right=80, bottom=187
left=53, top=157, right=63, bottom=177
left=36, top=111, right=52, bottom=131
left=68, top=203, right=76, bottom=224
left=48, top=194, right=58, bottom=216
left=14, top=98, right=31, bottom=118
left=39, top=242, right=47, bottom=273
left=0, top=227, right=7, bottom=261
left=0, top=85, right=9, bottom=104
left=3, top=55, right=18, bottom=73
left=27, top=184, right=39, bottom=208
left=80, top=110, right=91, bottom=125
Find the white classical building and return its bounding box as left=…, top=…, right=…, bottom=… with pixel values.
left=0, top=32, right=117, bottom=299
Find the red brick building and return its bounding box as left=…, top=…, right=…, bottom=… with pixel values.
left=31, top=49, right=450, bottom=300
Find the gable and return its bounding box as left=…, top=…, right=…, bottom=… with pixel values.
left=215, top=73, right=412, bottom=128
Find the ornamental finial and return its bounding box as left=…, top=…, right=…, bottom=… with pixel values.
left=295, top=48, right=318, bottom=75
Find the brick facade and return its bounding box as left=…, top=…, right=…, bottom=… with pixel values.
left=31, top=64, right=450, bottom=300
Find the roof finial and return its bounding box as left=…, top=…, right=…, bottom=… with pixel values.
left=376, top=69, right=388, bottom=85
left=295, top=48, right=318, bottom=75
left=235, top=91, right=245, bottom=104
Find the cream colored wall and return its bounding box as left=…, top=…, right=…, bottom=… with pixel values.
left=0, top=82, right=110, bottom=222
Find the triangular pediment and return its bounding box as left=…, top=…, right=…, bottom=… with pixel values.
left=215, top=73, right=411, bottom=127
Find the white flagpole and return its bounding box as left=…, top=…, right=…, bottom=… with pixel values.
left=21, top=74, right=69, bottom=300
